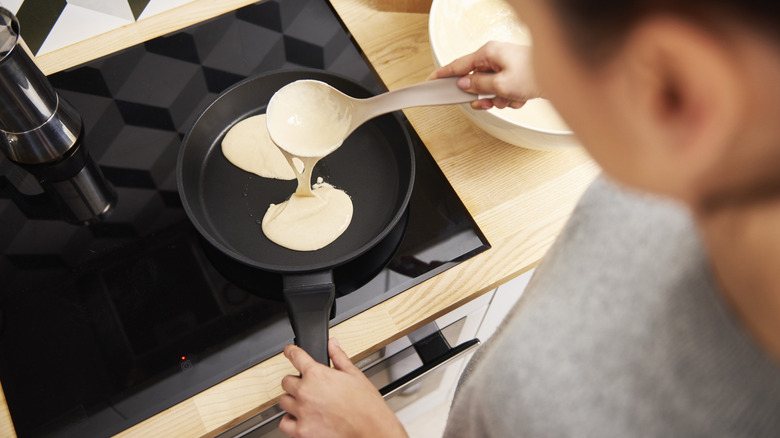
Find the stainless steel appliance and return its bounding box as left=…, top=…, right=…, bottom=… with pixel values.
left=0, top=7, right=114, bottom=225
left=0, top=0, right=489, bottom=436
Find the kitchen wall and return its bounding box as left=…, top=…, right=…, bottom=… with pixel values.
left=1, top=0, right=196, bottom=56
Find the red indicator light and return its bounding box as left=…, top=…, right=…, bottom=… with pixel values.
left=181, top=356, right=186, bottom=361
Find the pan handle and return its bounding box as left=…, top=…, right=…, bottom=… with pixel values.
left=283, top=272, right=336, bottom=366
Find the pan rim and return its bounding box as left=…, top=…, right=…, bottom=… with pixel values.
left=177, top=68, right=416, bottom=274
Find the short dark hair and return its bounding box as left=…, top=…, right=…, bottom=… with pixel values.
left=548, top=0, right=780, bottom=64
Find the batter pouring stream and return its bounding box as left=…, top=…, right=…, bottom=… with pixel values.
left=261, top=80, right=355, bottom=251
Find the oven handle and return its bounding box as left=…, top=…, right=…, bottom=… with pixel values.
left=379, top=337, right=480, bottom=399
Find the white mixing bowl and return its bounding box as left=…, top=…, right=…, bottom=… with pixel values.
left=428, top=0, right=579, bottom=150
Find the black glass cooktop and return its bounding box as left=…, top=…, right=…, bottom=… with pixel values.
left=0, top=0, right=489, bottom=436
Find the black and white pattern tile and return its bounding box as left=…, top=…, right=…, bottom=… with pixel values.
left=0, top=0, right=194, bottom=55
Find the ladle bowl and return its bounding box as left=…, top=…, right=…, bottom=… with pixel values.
left=266, top=77, right=490, bottom=158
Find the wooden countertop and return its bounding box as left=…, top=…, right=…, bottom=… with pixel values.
left=0, top=0, right=599, bottom=436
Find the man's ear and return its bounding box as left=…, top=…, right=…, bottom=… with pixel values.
left=617, top=15, right=746, bottom=176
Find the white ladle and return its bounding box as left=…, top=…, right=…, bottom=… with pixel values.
left=266, top=77, right=492, bottom=159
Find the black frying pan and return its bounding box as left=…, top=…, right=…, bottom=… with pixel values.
left=177, top=69, right=415, bottom=364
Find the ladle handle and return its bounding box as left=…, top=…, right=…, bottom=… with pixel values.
left=354, top=77, right=492, bottom=127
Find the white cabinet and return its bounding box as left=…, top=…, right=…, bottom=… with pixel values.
left=396, top=270, right=532, bottom=437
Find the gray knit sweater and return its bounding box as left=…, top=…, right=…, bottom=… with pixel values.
left=444, top=176, right=780, bottom=437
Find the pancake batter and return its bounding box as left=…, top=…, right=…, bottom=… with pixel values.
left=262, top=176, right=353, bottom=252
left=266, top=80, right=354, bottom=157
left=221, top=114, right=300, bottom=180
left=261, top=80, right=355, bottom=251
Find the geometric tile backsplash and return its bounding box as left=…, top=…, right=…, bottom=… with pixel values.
left=1, top=0, right=196, bottom=55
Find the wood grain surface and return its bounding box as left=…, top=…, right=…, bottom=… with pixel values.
left=2, top=0, right=600, bottom=436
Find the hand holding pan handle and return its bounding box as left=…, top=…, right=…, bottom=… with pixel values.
left=283, top=272, right=336, bottom=366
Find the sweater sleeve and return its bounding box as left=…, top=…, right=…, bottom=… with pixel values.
left=442, top=175, right=780, bottom=438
